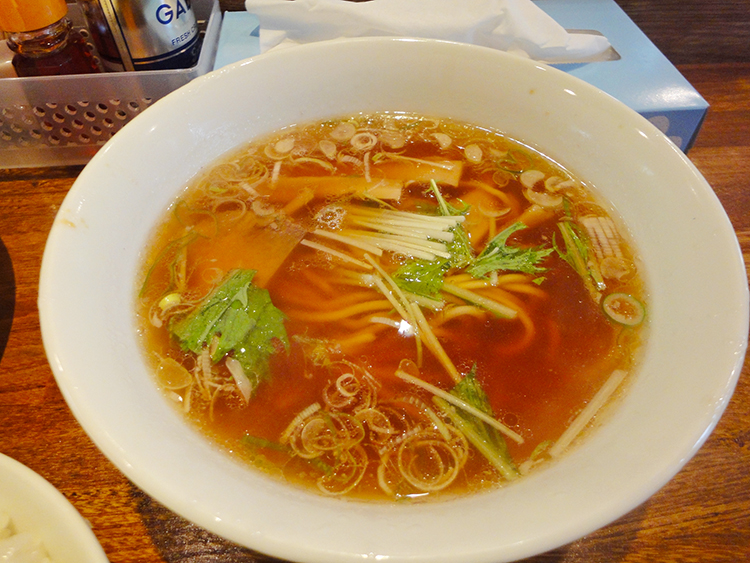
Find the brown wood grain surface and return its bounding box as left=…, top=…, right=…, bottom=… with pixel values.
left=1, top=1, right=749, bottom=562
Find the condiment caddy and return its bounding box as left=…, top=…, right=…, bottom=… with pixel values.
left=0, top=0, right=220, bottom=168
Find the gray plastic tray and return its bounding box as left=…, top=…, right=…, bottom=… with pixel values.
left=0, top=0, right=221, bottom=168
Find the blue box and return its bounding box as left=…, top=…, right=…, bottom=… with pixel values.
left=213, top=11, right=261, bottom=71
left=215, top=0, right=707, bottom=152
left=537, top=0, right=708, bottom=151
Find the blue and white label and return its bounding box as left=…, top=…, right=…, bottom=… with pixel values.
left=104, top=0, right=199, bottom=65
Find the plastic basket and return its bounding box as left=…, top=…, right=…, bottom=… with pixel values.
left=0, top=0, right=221, bottom=168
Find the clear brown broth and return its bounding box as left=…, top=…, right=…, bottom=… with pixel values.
left=137, top=113, right=646, bottom=501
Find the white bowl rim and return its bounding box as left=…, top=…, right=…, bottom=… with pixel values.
left=0, top=452, right=109, bottom=563
left=38, top=37, right=749, bottom=563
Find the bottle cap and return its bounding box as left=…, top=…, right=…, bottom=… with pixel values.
left=0, top=0, right=68, bottom=33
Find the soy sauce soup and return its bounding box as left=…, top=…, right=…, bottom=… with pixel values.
left=137, top=113, right=647, bottom=501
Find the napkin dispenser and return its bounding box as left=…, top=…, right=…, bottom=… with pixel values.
left=215, top=0, right=707, bottom=152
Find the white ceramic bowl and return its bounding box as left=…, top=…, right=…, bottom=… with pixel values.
left=0, top=453, right=108, bottom=563
left=38, top=38, right=748, bottom=563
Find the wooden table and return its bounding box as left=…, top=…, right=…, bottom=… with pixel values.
left=1, top=1, right=749, bottom=561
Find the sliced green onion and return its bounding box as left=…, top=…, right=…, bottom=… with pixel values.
left=158, top=292, right=181, bottom=311
left=602, top=293, right=645, bottom=326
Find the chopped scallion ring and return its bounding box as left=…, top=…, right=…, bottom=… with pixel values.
left=602, top=293, right=645, bottom=326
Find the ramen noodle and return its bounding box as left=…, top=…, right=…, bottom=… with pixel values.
left=137, top=113, right=647, bottom=501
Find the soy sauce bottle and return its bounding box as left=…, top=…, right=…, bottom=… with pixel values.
left=76, top=0, right=201, bottom=72
left=0, top=0, right=101, bottom=77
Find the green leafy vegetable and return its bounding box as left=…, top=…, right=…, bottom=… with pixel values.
left=393, top=259, right=450, bottom=298
left=241, top=433, right=290, bottom=453
left=242, top=434, right=333, bottom=475
left=435, top=367, right=519, bottom=481
left=469, top=222, right=553, bottom=279
left=170, top=269, right=289, bottom=386
left=554, top=219, right=588, bottom=276
left=139, top=231, right=198, bottom=297
left=553, top=218, right=605, bottom=298
left=392, top=180, right=474, bottom=296
left=494, top=149, right=532, bottom=174
left=429, top=180, right=473, bottom=268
